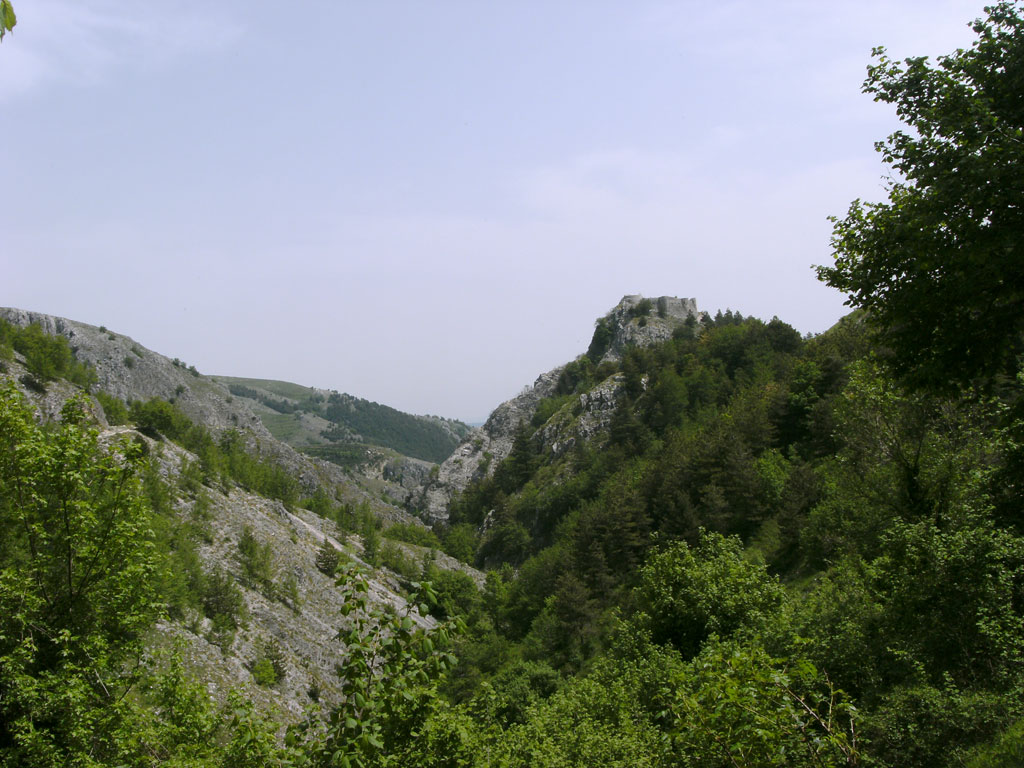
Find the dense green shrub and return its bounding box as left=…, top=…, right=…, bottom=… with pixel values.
left=315, top=536, right=341, bottom=575
left=384, top=521, right=442, bottom=549
left=95, top=390, right=129, bottom=424
left=0, top=319, right=96, bottom=387
left=0, top=385, right=158, bottom=764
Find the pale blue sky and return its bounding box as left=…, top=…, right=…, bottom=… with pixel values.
left=2, top=0, right=985, bottom=421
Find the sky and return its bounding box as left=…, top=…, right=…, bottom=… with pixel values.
left=1, top=0, right=988, bottom=422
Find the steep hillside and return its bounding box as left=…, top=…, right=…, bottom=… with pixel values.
left=0, top=310, right=482, bottom=726
left=0, top=308, right=430, bottom=520
left=416, top=294, right=700, bottom=519
left=5, top=296, right=1024, bottom=767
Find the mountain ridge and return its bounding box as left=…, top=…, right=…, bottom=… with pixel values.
left=416, top=294, right=701, bottom=519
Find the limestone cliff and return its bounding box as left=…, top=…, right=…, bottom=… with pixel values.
left=591, top=294, right=699, bottom=363
left=419, top=366, right=564, bottom=519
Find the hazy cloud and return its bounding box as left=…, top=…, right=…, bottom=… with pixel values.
left=0, top=0, right=241, bottom=99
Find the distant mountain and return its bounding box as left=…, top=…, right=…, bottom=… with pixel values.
left=217, top=376, right=471, bottom=465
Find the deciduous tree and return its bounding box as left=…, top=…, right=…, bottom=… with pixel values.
left=819, top=1, right=1024, bottom=391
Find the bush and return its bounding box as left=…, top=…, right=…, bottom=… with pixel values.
left=637, top=531, right=783, bottom=657
left=251, top=639, right=286, bottom=687
left=0, top=319, right=96, bottom=388
left=238, top=526, right=276, bottom=596
left=251, top=657, right=277, bottom=686
left=201, top=568, right=247, bottom=646
left=441, top=523, right=479, bottom=564
left=95, top=391, right=129, bottom=425
left=383, top=522, right=442, bottom=549
left=315, top=536, right=340, bottom=576
left=628, top=298, right=653, bottom=319
left=380, top=541, right=421, bottom=582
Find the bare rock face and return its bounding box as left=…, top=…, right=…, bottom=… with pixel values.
left=419, top=367, right=563, bottom=520
left=536, top=372, right=626, bottom=459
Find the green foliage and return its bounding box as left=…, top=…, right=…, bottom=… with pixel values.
left=0, top=319, right=96, bottom=388
left=969, top=718, right=1024, bottom=768
left=492, top=421, right=538, bottom=495
left=0, top=383, right=160, bottom=765
left=530, top=393, right=573, bottom=428
left=628, top=298, right=653, bottom=319
left=129, top=397, right=301, bottom=508
left=440, top=523, right=479, bottom=564
left=586, top=316, right=614, bottom=362
left=863, top=681, right=1010, bottom=768
left=95, top=390, right=129, bottom=425
left=238, top=525, right=277, bottom=597
left=302, top=442, right=376, bottom=470
left=491, top=657, right=671, bottom=767
left=200, top=567, right=248, bottom=646
left=421, top=567, right=481, bottom=621
left=251, top=639, right=287, bottom=687
left=131, top=396, right=194, bottom=440
left=383, top=522, right=442, bottom=549
left=132, top=647, right=222, bottom=763
left=251, top=657, right=279, bottom=687
left=0, top=0, right=15, bottom=42
left=669, top=639, right=862, bottom=767
left=637, top=532, right=784, bottom=658
left=309, top=564, right=462, bottom=768
left=332, top=393, right=464, bottom=463
left=316, top=536, right=342, bottom=576
left=361, top=516, right=382, bottom=567
left=304, top=486, right=339, bottom=519
left=380, top=540, right=422, bottom=583
left=554, top=356, right=599, bottom=395
left=803, top=359, right=1002, bottom=565
left=819, top=1, right=1024, bottom=392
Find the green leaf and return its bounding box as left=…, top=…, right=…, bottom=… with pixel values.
left=0, top=0, right=15, bottom=39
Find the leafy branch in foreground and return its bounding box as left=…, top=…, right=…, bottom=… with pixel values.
left=307, top=563, right=464, bottom=768
left=0, top=383, right=160, bottom=765
left=0, top=1, right=14, bottom=42
left=819, top=1, right=1024, bottom=392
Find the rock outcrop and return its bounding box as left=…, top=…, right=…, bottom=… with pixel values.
left=0, top=308, right=263, bottom=433
left=594, top=294, right=699, bottom=363
left=418, top=366, right=563, bottom=520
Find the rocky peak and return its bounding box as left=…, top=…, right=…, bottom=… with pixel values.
left=591, top=294, right=700, bottom=363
